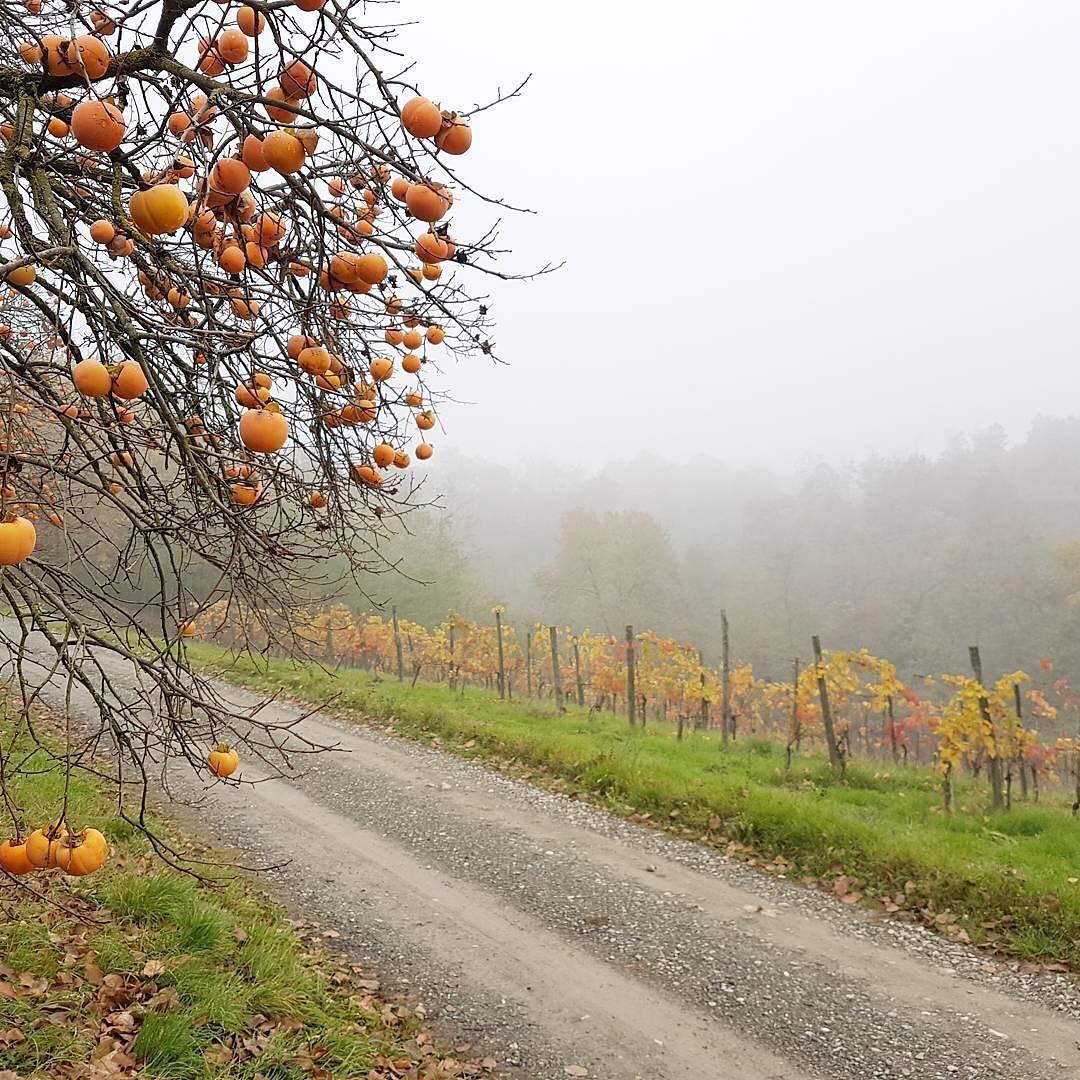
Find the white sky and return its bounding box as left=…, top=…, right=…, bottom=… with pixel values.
left=400, top=1, right=1079, bottom=470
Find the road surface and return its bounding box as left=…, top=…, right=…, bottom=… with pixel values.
left=6, top=633, right=1080, bottom=1080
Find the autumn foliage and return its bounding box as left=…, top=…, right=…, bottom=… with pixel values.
left=207, top=603, right=1080, bottom=812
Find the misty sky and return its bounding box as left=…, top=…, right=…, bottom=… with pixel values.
left=401, top=2, right=1079, bottom=470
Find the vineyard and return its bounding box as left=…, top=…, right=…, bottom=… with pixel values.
left=204, top=602, right=1080, bottom=815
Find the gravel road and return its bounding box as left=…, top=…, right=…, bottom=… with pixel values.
left=8, top=635, right=1080, bottom=1080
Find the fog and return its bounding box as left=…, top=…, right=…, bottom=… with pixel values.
left=400, top=0, right=1080, bottom=469
left=369, top=417, right=1080, bottom=684
left=318, top=2, right=1080, bottom=678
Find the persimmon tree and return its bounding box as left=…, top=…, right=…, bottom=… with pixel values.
left=0, top=0, right=535, bottom=872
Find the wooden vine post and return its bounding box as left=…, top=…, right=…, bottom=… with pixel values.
left=572, top=637, right=585, bottom=707
left=969, top=645, right=1005, bottom=811
left=697, top=649, right=709, bottom=730
left=626, top=625, right=637, bottom=728
left=886, top=694, right=898, bottom=763
left=493, top=606, right=506, bottom=700
left=549, top=626, right=565, bottom=711
left=1013, top=682, right=1028, bottom=800
left=526, top=630, right=533, bottom=697
left=392, top=606, right=404, bottom=683
left=785, top=657, right=800, bottom=769
left=812, top=635, right=845, bottom=773
left=720, top=610, right=732, bottom=744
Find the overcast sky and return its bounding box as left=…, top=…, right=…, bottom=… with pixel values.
left=399, top=1, right=1079, bottom=471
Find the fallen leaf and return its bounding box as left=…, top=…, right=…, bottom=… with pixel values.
left=204, top=1044, right=234, bottom=1065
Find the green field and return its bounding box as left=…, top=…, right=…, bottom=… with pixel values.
left=190, top=643, right=1080, bottom=967
left=0, top=723, right=443, bottom=1079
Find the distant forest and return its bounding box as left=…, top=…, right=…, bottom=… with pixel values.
left=348, top=417, right=1080, bottom=687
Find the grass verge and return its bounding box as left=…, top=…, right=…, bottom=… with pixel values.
left=0, top=720, right=493, bottom=1079
left=189, top=643, right=1080, bottom=970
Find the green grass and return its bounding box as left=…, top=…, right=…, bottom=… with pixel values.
left=189, top=642, right=1080, bottom=968
left=0, top=727, right=430, bottom=1080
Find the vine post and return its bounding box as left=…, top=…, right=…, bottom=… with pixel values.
left=968, top=645, right=1005, bottom=811
left=886, top=694, right=898, bottom=763
left=697, top=650, right=709, bottom=730
left=1013, top=682, right=1027, bottom=800
left=493, top=606, right=506, bottom=700
left=392, top=607, right=404, bottom=683
left=812, top=636, right=845, bottom=773
left=448, top=618, right=457, bottom=690
left=785, top=657, right=801, bottom=770
left=626, top=625, right=637, bottom=728
left=572, top=637, right=585, bottom=707
left=721, top=610, right=732, bottom=744
left=549, top=626, right=564, bottom=712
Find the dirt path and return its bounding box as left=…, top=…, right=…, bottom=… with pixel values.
left=7, top=636, right=1080, bottom=1080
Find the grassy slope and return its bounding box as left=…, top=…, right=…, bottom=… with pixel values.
left=189, top=644, right=1080, bottom=968
left=0, top=727, right=480, bottom=1080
